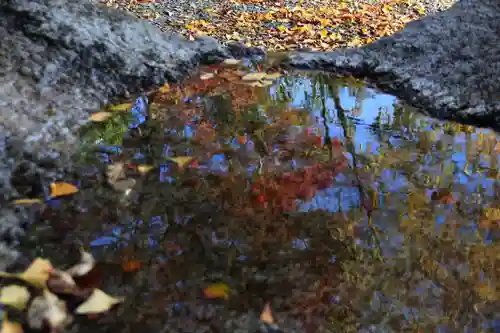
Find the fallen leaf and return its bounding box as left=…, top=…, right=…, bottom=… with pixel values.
left=158, top=83, right=170, bottom=93
left=0, top=285, right=30, bottom=310
left=75, top=289, right=124, bottom=314
left=0, top=258, right=53, bottom=289
left=260, top=302, right=274, bottom=324
left=168, top=156, right=195, bottom=169
left=108, top=103, right=132, bottom=112
left=1, top=315, right=23, bottom=333
left=50, top=182, right=78, bottom=198
left=89, top=112, right=112, bottom=122
left=137, top=165, right=154, bottom=174
left=12, top=198, right=43, bottom=205
left=223, top=58, right=241, bottom=65
left=241, top=72, right=268, bottom=81
left=66, top=249, right=96, bottom=277
left=203, top=283, right=230, bottom=299
left=122, top=260, right=142, bottom=273
left=200, top=72, right=215, bottom=80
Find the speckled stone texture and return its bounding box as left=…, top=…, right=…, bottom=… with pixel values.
left=284, top=0, right=500, bottom=130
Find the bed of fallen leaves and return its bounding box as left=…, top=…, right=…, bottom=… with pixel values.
left=100, top=0, right=429, bottom=51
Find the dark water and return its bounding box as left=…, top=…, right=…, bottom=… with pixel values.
left=17, top=59, right=500, bottom=332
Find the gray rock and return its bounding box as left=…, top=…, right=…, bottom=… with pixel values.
left=0, top=0, right=262, bottom=268
left=284, top=0, right=500, bottom=130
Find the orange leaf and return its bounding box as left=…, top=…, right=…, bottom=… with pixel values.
left=50, top=182, right=78, bottom=198
left=260, top=302, right=274, bottom=323
left=203, top=283, right=230, bottom=299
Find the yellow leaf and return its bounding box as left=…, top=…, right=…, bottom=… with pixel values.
left=89, top=111, right=112, bottom=122
left=168, top=156, right=194, bottom=168
left=137, top=165, right=154, bottom=174
left=0, top=285, right=30, bottom=310
left=241, top=72, right=268, bottom=81
left=276, top=25, right=288, bottom=33
left=0, top=258, right=53, bottom=289
left=260, top=302, right=274, bottom=323
left=50, top=182, right=78, bottom=198
left=1, top=315, right=23, bottom=333
left=158, top=83, right=170, bottom=93
left=320, top=29, right=329, bottom=38
left=108, top=103, right=132, bottom=112
left=12, top=198, right=43, bottom=205
left=203, top=283, right=230, bottom=299
left=222, top=58, right=241, bottom=65
left=75, top=289, right=124, bottom=314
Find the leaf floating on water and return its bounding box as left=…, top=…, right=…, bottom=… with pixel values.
left=241, top=72, right=268, bottom=81
left=168, top=156, right=194, bottom=169
left=89, top=111, right=112, bottom=122
left=200, top=72, right=215, bottom=80
left=137, top=164, right=154, bottom=174
left=108, top=103, right=132, bottom=112
left=12, top=198, right=43, bottom=205
left=260, top=302, right=274, bottom=324
left=1, top=315, right=23, bottom=333
left=203, top=283, right=230, bottom=299
left=50, top=182, right=78, bottom=198
left=264, top=72, right=282, bottom=80
left=75, top=289, right=124, bottom=314
left=0, top=285, right=30, bottom=310
left=223, top=58, right=241, bottom=65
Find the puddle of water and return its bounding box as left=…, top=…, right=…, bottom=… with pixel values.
left=20, top=59, right=500, bottom=332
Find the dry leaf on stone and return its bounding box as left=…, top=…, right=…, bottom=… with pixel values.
left=1, top=315, right=23, bottom=333
left=66, top=249, right=95, bottom=278
left=75, top=289, right=123, bottom=314
left=241, top=72, right=268, bottom=81
left=260, top=302, right=274, bottom=324
left=200, top=73, right=215, bottom=80
left=0, top=285, right=30, bottom=310
left=50, top=182, right=78, bottom=198
left=108, top=103, right=132, bottom=112
left=89, top=112, right=112, bottom=122
left=223, top=58, right=241, bottom=65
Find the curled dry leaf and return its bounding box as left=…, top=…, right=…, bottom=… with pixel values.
left=12, top=198, right=43, bottom=205
left=222, top=58, right=241, bottom=65
left=89, top=111, right=112, bottom=122
left=50, top=182, right=79, bottom=198
left=75, top=289, right=124, bottom=314
left=203, top=283, right=230, bottom=299
left=0, top=258, right=53, bottom=289
left=241, top=72, right=267, bottom=81
left=0, top=285, right=30, bottom=310
left=260, top=302, right=274, bottom=324
left=1, top=315, right=23, bottom=333
left=66, top=249, right=95, bottom=277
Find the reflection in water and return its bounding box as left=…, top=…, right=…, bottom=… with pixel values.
left=27, top=63, right=500, bottom=332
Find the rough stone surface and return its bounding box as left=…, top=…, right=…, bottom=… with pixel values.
left=284, top=0, right=500, bottom=130
left=0, top=0, right=263, bottom=269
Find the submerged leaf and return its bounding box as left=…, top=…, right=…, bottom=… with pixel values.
left=168, top=156, right=194, bottom=169
left=241, top=72, right=267, bottom=81
left=137, top=165, right=154, bottom=174
left=260, top=302, right=274, bottom=324
left=203, top=283, right=230, bottom=299
left=200, top=72, right=215, bottom=80
left=264, top=72, right=282, bottom=80
left=1, top=315, right=23, bottom=333
left=50, top=182, right=78, bottom=198
left=12, top=198, right=43, bottom=205
left=223, top=58, right=241, bottom=65
left=75, top=289, right=124, bottom=314
left=89, top=112, right=112, bottom=122
left=0, top=285, right=30, bottom=310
